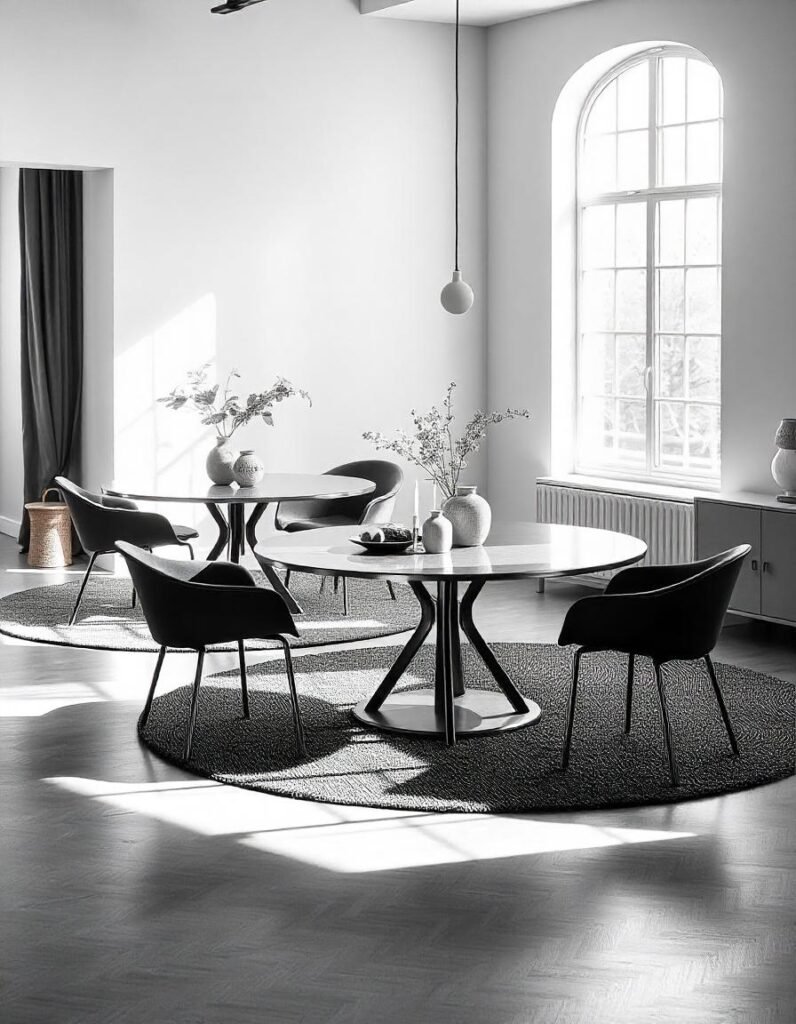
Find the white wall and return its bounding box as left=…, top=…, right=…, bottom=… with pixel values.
left=0, top=0, right=488, bottom=546
left=487, top=0, right=796, bottom=520
left=0, top=166, right=23, bottom=536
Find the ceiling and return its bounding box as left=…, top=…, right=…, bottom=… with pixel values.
left=360, top=0, right=601, bottom=27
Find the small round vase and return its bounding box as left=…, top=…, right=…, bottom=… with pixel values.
left=772, top=419, right=796, bottom=498
left=441, top=485, right=492, bottom=547
left=232, top=450, right=264, bottom=487
left=206, top=437, right=238, bottom=486
left=422, top=510, right=453, bottom=554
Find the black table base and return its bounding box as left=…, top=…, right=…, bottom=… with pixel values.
left=203, top=501, right=303, bottom=615
left=352, top=580, right=542, bottom=745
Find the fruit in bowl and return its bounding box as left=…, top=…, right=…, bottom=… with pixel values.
left=359, top=523, right=412, bottom=544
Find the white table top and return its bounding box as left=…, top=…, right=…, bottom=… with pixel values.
left=255, top=523, right=647, bottom=582
left=106, top=473, right=375, bottom=505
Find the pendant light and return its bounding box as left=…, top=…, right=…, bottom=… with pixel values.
left=440, top=0, right=474, bottom=315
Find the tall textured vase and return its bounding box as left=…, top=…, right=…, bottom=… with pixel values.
left=206, top=437, right=237, bottom=486
left=442, top=485, right=492, bottom=546
left=772, top=418, right=796, bottom=502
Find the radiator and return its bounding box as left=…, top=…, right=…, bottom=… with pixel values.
left=536, top=480, right=693, bottom=577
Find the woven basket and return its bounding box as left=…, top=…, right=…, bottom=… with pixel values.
left=25, top=487, right=73, bottom=568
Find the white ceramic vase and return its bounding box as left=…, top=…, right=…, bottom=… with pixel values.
left=233, top=450, right=264, bottom=487
left=422, top=510, right=453, bottom=553
left=206, top=436, right=238, bottom=486
left=772, top=418, right=796, bottom=498
left=441, top=485, right=491, bottom=547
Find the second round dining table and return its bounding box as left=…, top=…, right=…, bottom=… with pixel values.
left=106, top=473, right=375, bottom=614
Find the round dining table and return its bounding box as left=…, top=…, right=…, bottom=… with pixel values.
left=255, top=522, right=647, bottom=745
left=106, top=473, right=374, bottom=614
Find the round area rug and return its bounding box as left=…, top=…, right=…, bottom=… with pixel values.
left=139, top=643, right=795, bottom=812
left=0, top=573, right=418, bottom=652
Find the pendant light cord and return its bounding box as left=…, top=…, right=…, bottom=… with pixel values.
left=454, top=0, right=460, bottom=272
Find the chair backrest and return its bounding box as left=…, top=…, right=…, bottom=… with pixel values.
left=116, top=541, right=295, bottom=649
left=55, top=476, right=111, bottom=553
left=276, top=459, right=403, bottom=527
left=665, top=545, right=750, bottom=658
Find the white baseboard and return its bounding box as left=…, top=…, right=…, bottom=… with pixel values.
left=0, top=514, right=20, bottom=539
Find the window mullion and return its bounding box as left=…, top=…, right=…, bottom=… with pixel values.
left=645, top=55, right=658, bottom=479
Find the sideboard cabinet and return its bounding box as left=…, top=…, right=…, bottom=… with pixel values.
left=694, top=492, right=796, bottom=626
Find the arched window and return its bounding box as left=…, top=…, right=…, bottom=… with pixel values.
left=576, top=47, right=723, bottom=485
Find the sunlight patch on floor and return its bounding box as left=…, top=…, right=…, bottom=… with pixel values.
left=2, top=684, right=106, bottom=716
left=44, top=776, right=695, bottom=872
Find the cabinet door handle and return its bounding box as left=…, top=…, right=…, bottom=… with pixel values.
left=763, top=561, right=770, bottom=573
left=751, top=559, right=758, bottom=571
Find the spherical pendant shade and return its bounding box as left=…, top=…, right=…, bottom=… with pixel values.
left=441, top=270, right=474, bottom=315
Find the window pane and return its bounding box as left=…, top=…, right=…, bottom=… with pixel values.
left=617, top=62, right=649, bottom=131
left=657, top=335, right=686, bottom=397
left=688, top=404, right=721, bottom=470
left=581, top=333, right=615, bottom=394
left=657, top=269, right=685, bottom=332
left=617, top=335, right=646, bottom=396
left=581, top=396, right=616, bottom=463
left=685, top=268, right=721, bottom=333
left=616, top=202, right=646, bottom=266
left=657, top=199, right=685, bottom=266
left=582, top=205, right=615, bottom=268
left=688, top=336, right=721, bottom=400
left=582, top=134, right=617, bottom=194
left=587, top=79, right=616, bottom=135
left=618, top=400, right=646, bottom=459
left=686, top=196, right=719, bottom=264
left=582, top=270, right=615, bottom=331
left=658, top=126, right=685, bottom=186
left=656, top=401, right=686, bottom=470
left=687, top=121, right=721, bottom=184
left=659, top=57, right=686, bottom=125
left=687, top=59, right=721, bottom=122
left=617, top=130, right=648, bottom=189
left=615, top=269, right=646, bottom=331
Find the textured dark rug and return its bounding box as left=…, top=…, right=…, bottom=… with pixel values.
left=0, top=573, right=418, bottom=652
left=139, top=643, right=795, bottom=812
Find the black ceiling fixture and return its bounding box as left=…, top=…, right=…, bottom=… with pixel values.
left=211, top=0, right=269, bottom=14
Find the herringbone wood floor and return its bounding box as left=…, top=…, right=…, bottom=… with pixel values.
left=0, top=536, right=793, bottom=1024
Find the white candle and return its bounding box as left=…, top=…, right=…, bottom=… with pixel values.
left=432, top=482, right=438, bottom=510
left=413, top=480, right=419, bottom=521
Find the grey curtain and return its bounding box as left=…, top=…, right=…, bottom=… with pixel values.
left=18, top=168, right=83, bottom=551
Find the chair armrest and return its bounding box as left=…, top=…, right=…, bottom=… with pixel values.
left=100, top=492, right=139, bottom=511
left=105, top=507, right=186, bottom=549
left=358, top=492, right=398, bottom=525
left=606, top=561, right=703, bottom=595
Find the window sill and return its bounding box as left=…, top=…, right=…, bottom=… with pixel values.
left=537, top=474, right=720, bottom=503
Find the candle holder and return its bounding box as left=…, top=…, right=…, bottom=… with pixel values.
left=412, top=515, right=421, bottom=552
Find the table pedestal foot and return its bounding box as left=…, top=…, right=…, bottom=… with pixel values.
left=352, top=579, right=541, bottom=743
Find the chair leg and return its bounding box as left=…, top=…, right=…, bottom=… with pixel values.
left=141, top=645, right=167, bottom=728
left=704, top=656, right=739, bottom=756
left=278, top=637, right=307, bottom=758
left=285, top=569, right=291, bottom=589
left=186, top=542, right=195, bottom=560
left=537, top=578, right=546, bottom=594
left=625, top=654, right=635, bottom=733
left=654, top=662, right=679, bottom=786
left=319, top=575, right=327, bottom=595
left=342, top=577, right=349, bottom=616
left=387, top=581, right=397, bottom=601
left=238, top=640, right=250, bottom=719
left=68, top=552, right=98, bottom=626
left=562, top=648, right=583, bottom=770
left=334, top=575, right=340, bottom=593
left=131, top=586, right=137, bottom=609
left=184, top=649, right=205, bottom=761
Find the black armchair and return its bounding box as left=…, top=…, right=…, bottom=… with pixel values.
left=55, top=476, right=199, bottom=625
left=557, top=545, right=750, bottom=785
left=115, top=542, right=306, bottom=761
left=272, top=459, right=404, bottom=609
